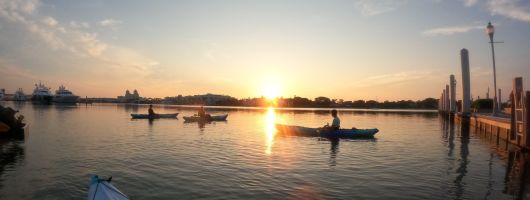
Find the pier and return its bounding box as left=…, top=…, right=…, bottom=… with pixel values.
left=439, top=48, right=530, bottom=150
left=439, top=48, right=530, bottom=198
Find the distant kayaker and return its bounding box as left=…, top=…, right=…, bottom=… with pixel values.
left=148, top=104, right=156, bottom=116
left=198, top=106, right=212, bottom=120
left=324, top=109, right=340, bottom=130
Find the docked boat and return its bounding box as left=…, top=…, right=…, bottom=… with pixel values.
left=31, top=82, right=53, bottom=104
left=53, top=85, right=79, bottom=103
left=130, top=113, right=179, bottom=119
left=14, top=88, right=26, bottom=101
left=275, top=124, right=379, bottom=138
left=182, top=114, right=228, bottom=122
left=88, top=175, right=129, bottom=200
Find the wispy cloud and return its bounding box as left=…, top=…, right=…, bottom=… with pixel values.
left=488, top=0, right=530, bottom=22
left=42, top=16, right=57, bottom=26
left=354, top=0, right=407, bottom=16
left=99, top=18, right=122, bottom=27
left=421, top=24, right=484, bottom=36
left=69, top=20, right=90, bottom=29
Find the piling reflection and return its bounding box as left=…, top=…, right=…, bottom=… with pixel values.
left=454, top=121, right=469, bottom=199
left=503, top=146, right=530, bottom=198
left=443, top=115, right=530, bottom=199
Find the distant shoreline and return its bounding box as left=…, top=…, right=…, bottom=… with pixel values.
left=74, top=102, right=438, bottom=113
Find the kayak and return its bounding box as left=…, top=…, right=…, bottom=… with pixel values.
left=275, top=124, right=379, bottom=138
left=88, top=175, right=129, bottom=200
left=130, top=113, right=178, bottom=119
left=183, top=114, right=228, bottom=122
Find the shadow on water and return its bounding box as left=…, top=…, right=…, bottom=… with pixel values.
left=0, top=140, right=25, bottom=190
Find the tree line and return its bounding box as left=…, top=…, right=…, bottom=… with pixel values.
left=210, top=96, right=438, bottom=109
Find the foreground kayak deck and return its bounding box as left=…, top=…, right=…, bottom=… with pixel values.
left=130, top=113, right=179, bottom=119
left=183, top=114, right=228, bottom=122
left=88, top=175, right=129, bottom=200
left=275, top=124, right=379, bottom=138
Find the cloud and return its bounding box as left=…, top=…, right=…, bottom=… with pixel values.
left=422, top=24, right=484, bottom=36
left=488, top=0, right=530, bottom=22
left=70, top=20, right=90, bottom=29
left=354, top=0, right=408, bottom=16
left=0, top=0, right=157, bottom=78
left=42, top=16, right=57, bottom=26
left=99, top=18, right=122, bottom=27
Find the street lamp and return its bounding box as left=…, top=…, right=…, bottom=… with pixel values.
left=486, top=22, right=499, bottom=115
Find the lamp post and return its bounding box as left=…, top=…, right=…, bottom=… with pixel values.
left=486, top=22, right=498, bottom=115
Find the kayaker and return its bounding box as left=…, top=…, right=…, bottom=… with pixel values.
left=198, top=106, right=212, bottom=120
left=324, top=109, right=340, bottom=130
left=148, top=104, right=156, bottom=116
left=198, top=106, right=206, bottom=117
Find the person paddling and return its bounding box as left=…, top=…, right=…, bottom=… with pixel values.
left=330, top=109, right=340, bottom=130
left=323, top=109, right=340, bottom=131
left=198, top=106, right=212, bottom=120
left=148, top=104, right=156, bottom=116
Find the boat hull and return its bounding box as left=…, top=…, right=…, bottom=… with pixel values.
left=275, top=124, right=379, bottom=138
left=130, top=113, right=179, bottom=119
left=54, top=95, right=79, bottom=103
left=88, top=175, right=129, bottom=200
left=183, top=114, right=228, bottom=122
left=31, top=95, right=53, bottom=104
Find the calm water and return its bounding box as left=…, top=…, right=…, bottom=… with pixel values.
left=0, top=102, right=528, bottom=199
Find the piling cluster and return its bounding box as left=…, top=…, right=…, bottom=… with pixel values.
left=439, top=48, right=530, bottom=150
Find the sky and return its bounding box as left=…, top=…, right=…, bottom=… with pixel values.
left=0, top=0, right=529, bottom=101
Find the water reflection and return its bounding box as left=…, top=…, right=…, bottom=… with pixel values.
left=443, top=116, right=530, bottom=199
left=454, top=121, right=469, bottom=199
left=329, top=138, right=339, bottom=166
left=503, top=145, right=530, bottom=197
left=265, top=107, right=276, bottom=155
left=0, top=141, right=24, bottom=189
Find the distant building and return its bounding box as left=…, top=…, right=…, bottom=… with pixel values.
left=117, top=89, right=142, bottom=103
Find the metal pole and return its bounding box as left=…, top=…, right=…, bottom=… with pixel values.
left=490, top=37, right=498, bottom=115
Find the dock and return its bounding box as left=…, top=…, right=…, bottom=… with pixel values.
left=439, top=49, right=530, bottom=150
left=438, top=48, right=530, bottom=198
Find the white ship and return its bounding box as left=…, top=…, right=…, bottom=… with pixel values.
left=14, top=88, right=26, bottom=101
left=31, top=82, right=53, bottom=104
left=53, top=85, right=79, bottom=103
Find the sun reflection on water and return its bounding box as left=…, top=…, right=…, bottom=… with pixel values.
left=265, top=106, right=277, bottom=155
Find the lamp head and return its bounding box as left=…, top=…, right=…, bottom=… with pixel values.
left=486, top=22, right=494, bottom=39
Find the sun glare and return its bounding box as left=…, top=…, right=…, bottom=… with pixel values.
left=262, top=83, right=281, bottom=100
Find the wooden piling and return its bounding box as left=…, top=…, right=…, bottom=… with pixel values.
left=523, top=91, right=530, bottom=149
